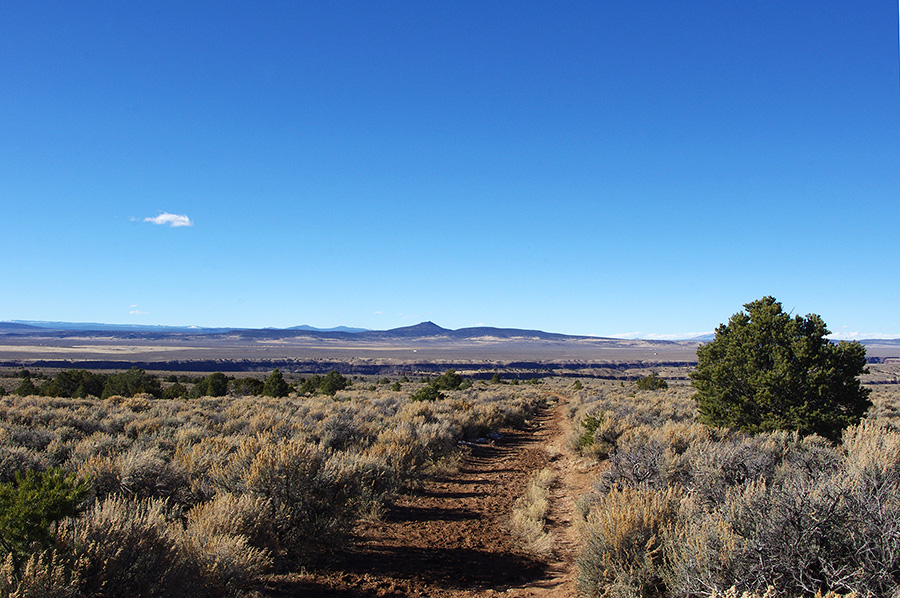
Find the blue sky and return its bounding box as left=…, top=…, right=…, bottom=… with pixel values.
left=2, top=2, right=898, bottom=339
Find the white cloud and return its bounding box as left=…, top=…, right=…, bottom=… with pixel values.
left=143, top=212, right=193, bottom=227
left=129, top=309, right=149, bottom=315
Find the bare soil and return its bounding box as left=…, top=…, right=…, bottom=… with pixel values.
left=262, top=394, right=602, bottom=597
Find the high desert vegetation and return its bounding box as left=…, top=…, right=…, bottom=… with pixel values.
left=0, top=370, right=548, bottom=597
left=568, top=298, right=897, bottom=598
left=568, top=376, right=900, bottom=597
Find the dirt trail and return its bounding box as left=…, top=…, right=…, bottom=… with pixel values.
left=264, top=394, right=601, bottom=597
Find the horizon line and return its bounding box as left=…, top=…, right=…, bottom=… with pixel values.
left=3, top=319, right=898, bottom=343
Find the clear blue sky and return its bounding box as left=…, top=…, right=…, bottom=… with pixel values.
left=2, top=2, right=898, bottom=339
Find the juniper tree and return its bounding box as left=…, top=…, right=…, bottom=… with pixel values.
left=691, top=296, right=870, bottom=441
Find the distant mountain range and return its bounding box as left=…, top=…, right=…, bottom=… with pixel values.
left=0, top=321, right=367, bottom=335
left=0, top=320, right=896, bottom=345
left=0, top=319, right=620, bottom=342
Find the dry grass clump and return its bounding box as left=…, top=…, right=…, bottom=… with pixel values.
left=577, top=485, right=682, bottom=598
left=58, top=496, right=195, bottom=597
left=577, top=409, right=900, bottom=596
left=0, top=383, right=547, bottom=596
left=0, top=549, right=79, bottom=598
left=510, top=467, right=556, bottom=557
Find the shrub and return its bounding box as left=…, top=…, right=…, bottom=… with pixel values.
left=636, top=373, right=668, bottom=391
left=298, top=370, right=349, bottom=396
left=510, top=468, right=555, bottom=557
left=184, top=493, right=276, bottom=553
left=59, top=496, right=196, bottom=598
left=180, top=532, right=270, bottom=596
left=13, top=378, right=37, bottom=397
left=0, top=448, right=44, bottom=484
left=242, top=439, right=357, bottom=556
left=0, top=549, right=80, bottom=598
left=577, top=414, right=604, bottom=450
left=432, top=369, right=464, bottom=391
left=410, top=386, right=444, bottom=402
left=39, top=370, right=107, bottom=399
left=181, top=494, right=274, bottom=595
left=161, top=382, right=187, bottom=400
left=318, top=370, right=350, bottom=396
left=229, top=377, right=263, bottom=397
left=579, top=420, right=900, bottom=597
left=190, top=373, right=229, bottom=398
left=0, top=469, right=88, bottom=566
left=578, top=486, right=682, bottom=598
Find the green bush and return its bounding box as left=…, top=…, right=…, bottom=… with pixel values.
left=190, top=373, right=229, bottom=398
left=0, top=469, right=88, bottom=566
left=432, top=369, right=464, bottom=391
left=161, top=382, right=187, bottom=400
left=298, top=370, right=349, bottom=396
left=410, top=386, right=444, bottom=402
left=13, top=377, right=38, bottom=397
left=636, top=373, right=668, bottom=391
left=578, top=414, right=604, bottom=449
left=262, top=369, right=290, bottom=398
left=39, top=370, right=107, bottom=398
left=101, top=368, right=162, bottom=399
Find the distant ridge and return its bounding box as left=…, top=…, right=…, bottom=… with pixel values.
left=360, top=321, right=451, bottom=339
left=288, top=325, right=369, bottom=334
left=5, top=320, right=236, bottom=334
left=2, top=320, right=896, bottom=345
left=0, top=322, right=44, bottom=331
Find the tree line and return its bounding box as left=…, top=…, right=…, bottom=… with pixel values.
left=4, top=367, right=352, bottom=400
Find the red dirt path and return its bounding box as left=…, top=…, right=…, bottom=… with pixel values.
left=262, top=394, right=600, bottom=597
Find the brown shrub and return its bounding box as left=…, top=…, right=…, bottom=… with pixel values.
left=578, top=485, right=683, bottom=598
left=0, top=550, right=80, bottom=598
left=59, top=496, right=197, bottom=598
left=181, top=495, right=274, bottom=595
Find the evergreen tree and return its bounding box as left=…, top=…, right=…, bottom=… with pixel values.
left=101, top=367, right=162, bottom=399
left=14, top=376, right=38, bottom=397
left=691, top=296, right=871, bottom=441
left=318, top=370, right=349, bottom=396
left=432, top=369, right=464, bottom=390
left=262, top=369, right=291, bottom=397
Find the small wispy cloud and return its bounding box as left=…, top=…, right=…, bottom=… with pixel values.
left=129, top=304, right=149, bottom=316
left=143, top=212, right=193, bottom=227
